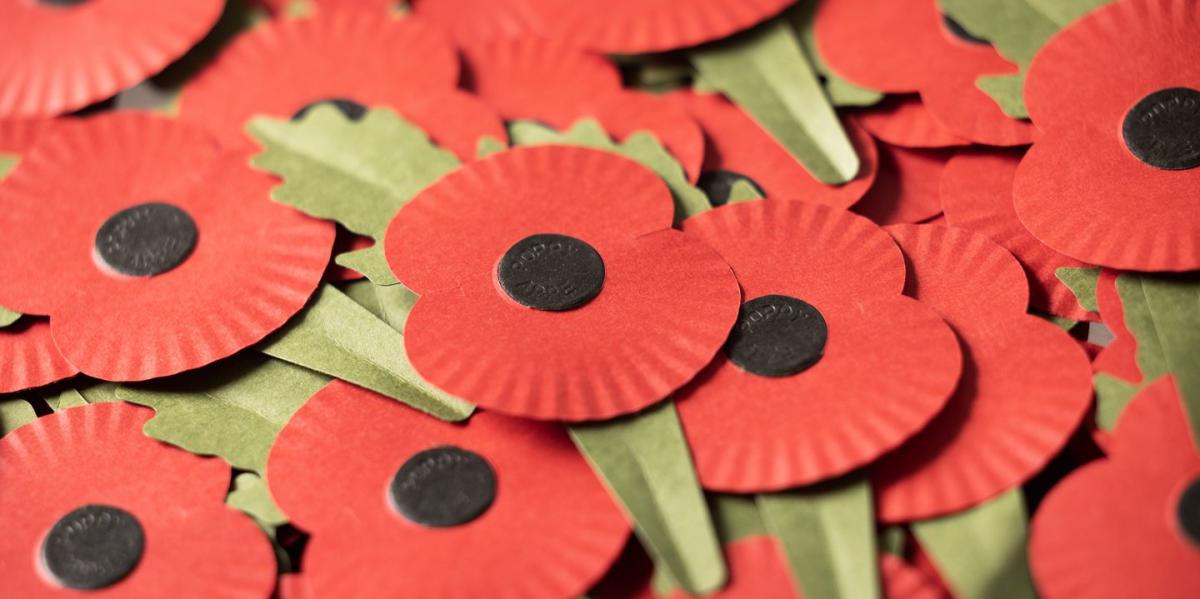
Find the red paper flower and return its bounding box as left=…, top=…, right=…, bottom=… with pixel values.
left=854, top=95, right=970, bottom=149
left=0, top=0, right=221, bottom=118
left=871, top=225, right=1094, bottom=522
left=1030, top=376, right=1200, bottom=598
left=179, top=10, right=500, bottom=159
left=675, top=201, right=961, bottom=492
left=672, top=91, right=878, bottom=205
left=386, top=145, right=741, bottom=420
left=520, top=0, right=794, bottom=54
left=851, top=141, right=950, bottom=225
left=464, top=38, right=703, bottom=180
left=816, top=0, right=1035, bottom=146
left=0, top=319, right=77, bottom=395
left=266, top=380, right=631, bottom=598
left=409, top=0, right=535, bottom=46
left=0, top=402, right=275, bottom=597
left=0, top=118, right=51, bottom=160
left=1014, top=0, right=1200, bottom=271
left=941, top=148, right=1098, bottom=321
left=0, top=113, right=334, bottom=381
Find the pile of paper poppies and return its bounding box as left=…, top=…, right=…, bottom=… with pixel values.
left=0, top=0, right=1197, bottom=597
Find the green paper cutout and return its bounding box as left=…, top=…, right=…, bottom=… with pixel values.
left=115, top=354, right=328, bottom=474
left=879, top=526, right=907, bottom=557
left=1088, top=274, right=1170, bottom=431
left=0, top=305, right=20, bottom=328
left=788, top=1, right=885, bottom=108
left=0, top=154, right=18, bottom=180
left=912, top=490, right=1037, bottom=599
left=1140, top=275, right=1200, bottom=448
left=1055, top=267, right=1100, bottom=312
left=476, top=135, right=507, bottom=159
left=372, top=282, right=419, bottom=333
left=691, top=19, right=860, bottom=184
left=43, top=382, right=121, bottom=411
left=258, top=284, right=473, bottom=421
left=569, top=402, right=727, bottom=596
left=757, top=474, right=880, bottom=599
left=710, top=494, right=767, bottom=543
left=49, top=388, right=90, bottom=410
left=250, top=106, right=461, bottom=286
left=727, top=180, right=766, bottom=204
left=0, top=399, right=37, bottom=437
left=227, top=472, right=287, bottom=531
left=1025, top=0, right=1112, bottom=26
left=977, top=73, right=1030, bottom=119
left=338, top=280, right=386, bottom=321
left=508, top=119, right=712, bottom=223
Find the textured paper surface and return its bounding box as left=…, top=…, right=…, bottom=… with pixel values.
left=0, top=306, right=19, bottom=328
left=0, top=399, right=36, bottom=436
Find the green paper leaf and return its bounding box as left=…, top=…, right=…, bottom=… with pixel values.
left=569, top=402, right=726, bottom=595
left=977, top=74, right=1030, bottom=119
left=48, top=388, right=90, bottom=410
left=1025, top=0, right=1112, bottom=26
left=43, top=382, right=122, bottom=411
left=259, top=284, right=473, bottom=421
left=727, top=180, right=766, bottom=204
left=788, top=1, right=884, bottom=108
left=1140, top=274, right=1200, bottom=449
left=1091, top=274, right=1171, bottom=431
left=508, top=119, right=711, bottom=223
left=710, top=493, right=767, bottom=543
left=227, top=472, right=287, bottom=530
left=757, top=474, right=879, bottom=599
left=0, top=399, right=37, bottom=436
left=475, top=135, right=507, bottom=159
left=338, top=279, right=386, bottom=321
left=1055, top=266, right=1100, bottom=313
left=116, top=354, right=328, bottom=473
left=691, top=19, right=860, bottom=184
left=249, top=106, right=461, bottom=286
left=0, top=154, right=18, bottom=180
left=879, top=526, right=907, bottom=557
left=912, top=490, right=1037, bottom=599
left=0, top=305, right=20, bottom=328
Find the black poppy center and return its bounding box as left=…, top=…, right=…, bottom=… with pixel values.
left=292, top=98, right=368, bottom=122
left=697, top=170, right=766, bottom=206
left=497, top=233, right=605, bottom=311
left=1178, top=476, right=1200, bottom=547
left=1122, top=87, right=1200, bottom=171
left=94, top=202, right=197, bottom=277
left=725, top=294, right=828, bottom=377
left=940, top=14, right=990, bottom=46
left=42, top=505, right=144, bottom=590
left=390, top=446, right=497, bottom=528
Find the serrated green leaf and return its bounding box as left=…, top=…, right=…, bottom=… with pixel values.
left=691, top=19, right=860, bottom=184
left=228, top=472, right=287, bottom=529
left=258, top=284, right=473, bottom=421
left=1140, top=274, right=1200, bottom=449
left=0, top=399, right=37, bottom=436
left=249, top=106, right=461, bottom=286
left=1055, top=266, right=1100, bottom=313
left=977, top=74, right=1029, bottom=119
left=1025, top=0, right=1112, bottom=26
left=728, top=180, right=766, bottom=204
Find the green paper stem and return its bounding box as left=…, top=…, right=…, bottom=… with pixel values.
left=1054, top=266, right=1100, bottom=313
left=228, top=472, right=288, bottom=532
left=912, top=490, right=1037, bottom=599
left=258, top=284, right=473, bottom=422
left=1139, top=275, right=1200, bottom=449
left=569, top=402, right=726, bottom=595
left=709, top=493, right=768, bottom=543
left=690, top=19, right=860, bottom=185
left=757, top=474, right=880, bottom=599
left=0, top=399, right=38, bottom=437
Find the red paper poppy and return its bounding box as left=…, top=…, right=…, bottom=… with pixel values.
left=851, top=141, right=950, bottom=225
left=266, top=379, right=631, bottom=598
left=0, top=319, right=77, bottom=395
left=676, top=201, right=961, bottom=492
left=941, top=148, right=1099, bottom=321
left=854, top=95, right=970, bottom=149
left=871, top=225, right=1093, bottom=522
left=0, top=112, right=334, bottom=381
left=386, top=145, right=741, bottom=421
left=0, top=118, right=51, bottom=158
left=1030, top=376, right=1200, bottom=598
left=1014, top=0, right=1200, bottom=271
left=409, top=0, right=535, bottom=46
left=0, top=402, right=275, bottom=597
left=178, top=11, right=494, bottom=157
left=0, top=0, right=221, bottom=118
left=519, top=0, right=794, bottom=54
left=815, top=0, right=1036, bottom=146
left=672, top=91, right=878, bottom=205
left=1091, top=270, right=1141, bottom=383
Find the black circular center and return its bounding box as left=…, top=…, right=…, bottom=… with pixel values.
left=497, top=233, right=605, bottom=311
left=697, top=170, right=766, bottom=206
left=94, top=202, right=197, bottom=277
left=42, top=505, right=144, bottom=590
left=390, top=446, right=497, bottom=528
left=1178, top=476, right=1200, bottom=547
left=292, top=98, right=368, bottom=122
left=1122, top=87, right=1200, bottom=170
left=725, top=294, right=828, bottom=377
left=941, top=15, right=990, bottom=45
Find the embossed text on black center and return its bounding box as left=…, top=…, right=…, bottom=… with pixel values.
left=390, top=446, right=497, bottom=528
left=1122, top=87, right=1200, bottom=171
left=42, top=504, right=145, bottom=590
left=725, top=294, right=828, bottom=377
left=94, top=202, right=197, bottom=277
left=497, top=233, right=605, bottom=311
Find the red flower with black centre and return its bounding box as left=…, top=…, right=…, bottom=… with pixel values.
left=0, top=0, right=222, bottom=119
left=179, top=10, right=503, bottom=160
left=266, top=380, right=631, bottom=598
left=1014, top=0, right=1200, bottom=271
left=0, top=402, right=276, bottom=597
left=815, top=0, right=1036, bottom=146
left=1030, top=376, right=1200, bottom=599
left=675, top=201, right=962, bottom=492
left=385, top=145, right=741, bottom=421
left=0, top=112, right=334, bottom=381
left=871, top=224, right=1094, bottom=522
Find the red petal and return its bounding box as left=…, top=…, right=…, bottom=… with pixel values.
left=852, top=143, right=951, bottom=225
left=1091, top=270, right=1142, bottom=382
left=854, top=95, right=970, bottom=149
left=0, top=319, right=77, bottom=394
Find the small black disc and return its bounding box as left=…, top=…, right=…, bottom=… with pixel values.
left=940, top=15, right=990, bottom=46
left=1178, top=476, right=1200, bottom=547
left=42, top=505, right=145, bottom=590
left=497, top=233, right=605, bottom=311
left=390, top=446, right=498, bottom=528
left=697, top=170, right=766, bottom=207
left=292, top=98, right=368, bottom=122
left=94, top=202, right=197, bottom=277
left=1122, top=87, right=1200, bottom=170
left=725, top=294, right=828, bottom=377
